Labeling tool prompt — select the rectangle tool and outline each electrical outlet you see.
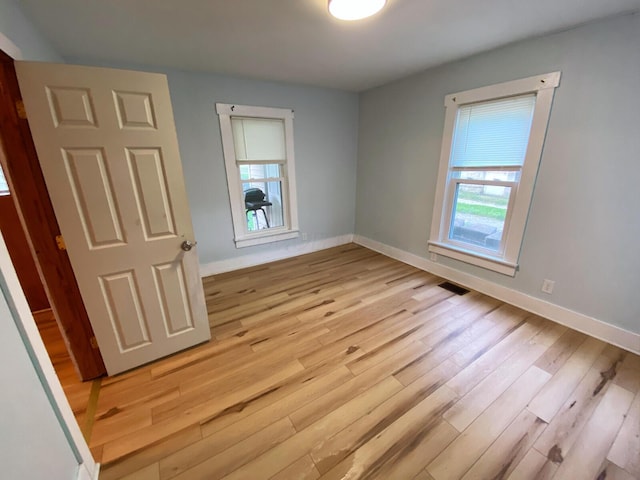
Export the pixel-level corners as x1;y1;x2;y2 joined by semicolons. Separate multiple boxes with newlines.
302;232;308;241
541;279;555;294
430;253;438;262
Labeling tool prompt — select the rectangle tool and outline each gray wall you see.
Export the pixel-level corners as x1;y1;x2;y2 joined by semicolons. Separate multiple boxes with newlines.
166;70;358;264
356;13;640;334
0;0;62;61
0;250;79;480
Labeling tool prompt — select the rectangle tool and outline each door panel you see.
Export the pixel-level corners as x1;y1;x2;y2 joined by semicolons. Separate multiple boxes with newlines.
127;148;177;239
113;91;156;129
153;261;195;335
16;62;210;375
62;147;126;248
100;270;151;351
47;86;97;127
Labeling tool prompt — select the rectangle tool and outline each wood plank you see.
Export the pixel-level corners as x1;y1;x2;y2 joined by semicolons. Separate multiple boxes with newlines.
528;320;569;347
427;366;551;480
310;360;461;474
505;448;557;480
96;375;183;416
553;384;634;480
607;389;640;477
444;340;546;432
318;386;459;480
118;463;160;480
221;376;404;480
177;338;313;397
101;359;304;464
199;364;353;437
169;417;296;480
533;353;624;464
459;409;547;480
394;294;500;385
448;304;528;367
595;461;638;480
289;343;426;430
613;352;640;394
149;343;255;386
298;309;414;369
90;404;153;448
99;425;202;480
153;355;307;423
413;471;436;480
391;302;502;387
269;455;320;480
527;336;607;422
533;328;587;375
159;367;353;477
346;333;429;376
445;317;544;397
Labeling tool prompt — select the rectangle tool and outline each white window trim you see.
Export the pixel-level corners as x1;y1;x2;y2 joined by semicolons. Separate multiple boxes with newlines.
217;103;300;248
428;72;561;276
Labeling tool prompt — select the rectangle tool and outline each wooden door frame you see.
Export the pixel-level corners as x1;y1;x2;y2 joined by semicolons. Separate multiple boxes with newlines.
0;50;106;380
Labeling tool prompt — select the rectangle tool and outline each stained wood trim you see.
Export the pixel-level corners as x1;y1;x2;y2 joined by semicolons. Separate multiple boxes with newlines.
0;49;106;380
0;194;50;310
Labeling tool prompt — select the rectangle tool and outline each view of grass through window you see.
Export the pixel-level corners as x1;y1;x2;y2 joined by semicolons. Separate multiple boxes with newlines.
455;190;508;219
450;184;510;251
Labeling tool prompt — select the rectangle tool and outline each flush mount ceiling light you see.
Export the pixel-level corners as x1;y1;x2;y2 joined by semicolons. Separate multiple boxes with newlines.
328;0;387;21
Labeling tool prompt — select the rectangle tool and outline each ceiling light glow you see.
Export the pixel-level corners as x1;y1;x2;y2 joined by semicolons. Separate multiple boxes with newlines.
328;0;387;21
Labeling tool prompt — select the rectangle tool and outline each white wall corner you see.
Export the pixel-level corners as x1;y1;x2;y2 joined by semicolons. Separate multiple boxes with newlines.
199;234;354;277
77;463;99;480
0;32;23;59
353;234;640;355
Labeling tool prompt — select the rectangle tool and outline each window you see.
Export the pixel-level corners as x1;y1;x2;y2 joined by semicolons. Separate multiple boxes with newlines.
0;164;9;196
217;104;299;248
429;72;561;276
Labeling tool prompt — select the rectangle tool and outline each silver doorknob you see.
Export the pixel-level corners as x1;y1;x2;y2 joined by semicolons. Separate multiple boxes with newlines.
181;240;197;251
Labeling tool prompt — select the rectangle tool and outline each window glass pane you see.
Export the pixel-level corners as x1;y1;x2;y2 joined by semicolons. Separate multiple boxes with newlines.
232;118;286;161
239;164;282;181
0;163;9;195
451;94;535;168
453;170;519;182
243;181;284;232
450;183;512;252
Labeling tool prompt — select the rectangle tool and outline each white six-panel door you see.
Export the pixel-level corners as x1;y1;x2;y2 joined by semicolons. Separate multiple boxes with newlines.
16;62;210;375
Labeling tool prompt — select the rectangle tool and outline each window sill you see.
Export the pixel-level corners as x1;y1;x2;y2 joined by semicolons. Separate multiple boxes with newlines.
235;229;299;248
428;241;518;276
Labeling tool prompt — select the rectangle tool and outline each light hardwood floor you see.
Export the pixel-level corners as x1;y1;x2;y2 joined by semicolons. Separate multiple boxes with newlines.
35;309;96;436
42;244;640;479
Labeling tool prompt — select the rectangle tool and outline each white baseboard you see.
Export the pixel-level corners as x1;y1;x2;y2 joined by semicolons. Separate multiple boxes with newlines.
354;235;640;355
199;234;354;277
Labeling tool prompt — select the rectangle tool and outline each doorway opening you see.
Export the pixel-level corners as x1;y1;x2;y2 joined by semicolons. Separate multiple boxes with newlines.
0;49;106;440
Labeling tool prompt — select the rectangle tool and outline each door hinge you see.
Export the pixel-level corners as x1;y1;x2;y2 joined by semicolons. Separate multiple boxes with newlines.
55;234;66;251
15;100;27;119
89;336;99;349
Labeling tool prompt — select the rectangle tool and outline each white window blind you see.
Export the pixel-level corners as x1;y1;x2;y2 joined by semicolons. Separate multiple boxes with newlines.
0;164;9;195
451;94;536;168
231;118;286;163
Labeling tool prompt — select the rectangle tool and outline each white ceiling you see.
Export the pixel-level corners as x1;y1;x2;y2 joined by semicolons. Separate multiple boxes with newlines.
20;0;640;91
